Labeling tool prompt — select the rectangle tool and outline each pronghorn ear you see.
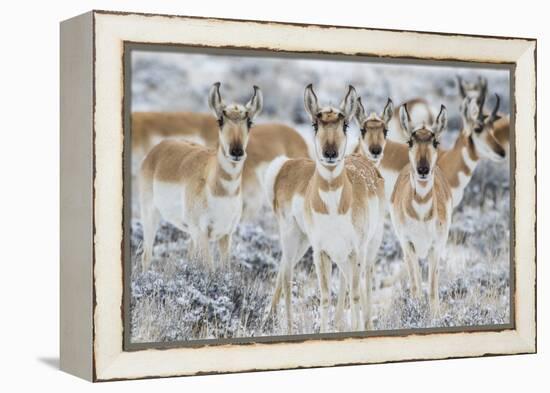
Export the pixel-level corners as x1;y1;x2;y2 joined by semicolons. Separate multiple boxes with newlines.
399;104;413;137
355;96;366;126
433;105;448;136
457;75;467;99
208;82;224;118
340;85;358;122
246;85;263;119
304;84;320;121
382;98;394;124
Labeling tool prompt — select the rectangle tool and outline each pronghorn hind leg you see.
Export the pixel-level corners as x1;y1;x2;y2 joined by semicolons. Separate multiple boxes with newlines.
271;222;309;334
140;205;160;273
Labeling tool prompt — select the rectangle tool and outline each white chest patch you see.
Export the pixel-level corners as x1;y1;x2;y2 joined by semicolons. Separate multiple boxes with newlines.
203;191;242;239
412;199;433;218
318;187;343;215
309;210;357;264
402;218;437;259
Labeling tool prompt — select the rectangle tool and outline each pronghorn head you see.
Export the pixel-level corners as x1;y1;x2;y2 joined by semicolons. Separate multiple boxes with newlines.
355;97;394;163
304;84;357;166
460;92;505;162
400;104;447;181
208;82;263;162
457;75;488;103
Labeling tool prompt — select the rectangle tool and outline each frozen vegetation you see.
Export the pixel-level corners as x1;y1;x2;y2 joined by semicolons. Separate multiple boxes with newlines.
129;50;510;343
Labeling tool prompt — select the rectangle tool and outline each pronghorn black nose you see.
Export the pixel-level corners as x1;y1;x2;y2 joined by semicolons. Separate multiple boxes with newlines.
417;165;430;176
230;145;244;158
323;147;338;160
370;146;382;156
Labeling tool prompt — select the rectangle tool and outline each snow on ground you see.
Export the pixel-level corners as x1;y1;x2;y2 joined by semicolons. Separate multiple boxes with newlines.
129;50;510;343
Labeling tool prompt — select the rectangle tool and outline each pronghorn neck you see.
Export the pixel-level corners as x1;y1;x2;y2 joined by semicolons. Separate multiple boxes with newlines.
315;160;346;189
209;146;243;196
312;160;350;214
439;131;480;206
408;172;434;220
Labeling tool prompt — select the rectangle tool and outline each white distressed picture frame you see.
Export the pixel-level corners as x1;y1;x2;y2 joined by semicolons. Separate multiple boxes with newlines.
60;10;536;382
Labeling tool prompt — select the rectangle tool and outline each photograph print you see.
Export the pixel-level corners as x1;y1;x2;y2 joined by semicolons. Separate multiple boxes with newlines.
126;46;512;346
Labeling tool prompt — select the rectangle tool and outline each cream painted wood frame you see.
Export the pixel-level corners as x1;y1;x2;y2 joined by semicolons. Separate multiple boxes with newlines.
60;10;537;382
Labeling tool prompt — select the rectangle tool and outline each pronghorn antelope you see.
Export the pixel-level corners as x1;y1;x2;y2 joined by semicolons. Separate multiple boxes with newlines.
264;84;385;332
360;98;434;200
457;75;510;156
132;112;310;219
360;94;505;209
387;98;434;142
438;91;505;208
139;82;263;271
331;96;393;328
390;104;452;316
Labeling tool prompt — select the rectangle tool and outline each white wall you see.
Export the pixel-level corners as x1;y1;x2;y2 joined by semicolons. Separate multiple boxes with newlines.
0;0;545;391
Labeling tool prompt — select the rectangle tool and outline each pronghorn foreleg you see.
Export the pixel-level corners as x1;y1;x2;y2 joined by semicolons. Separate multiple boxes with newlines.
427;247;442;318
195;232;213;269
314;250;332;333
217;233;232;268
403;242;422;300
335;271;347;331
347;251;362;331
187;236;197;262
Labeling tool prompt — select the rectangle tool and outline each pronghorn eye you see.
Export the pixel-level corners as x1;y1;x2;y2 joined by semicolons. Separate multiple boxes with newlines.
217;117;224;128
360;128;366;137
407;139;413;148
383;128;388;138
343;121;349;133
474;125;483;133
312;122;319;132
246;118;253;129
433;139;440;148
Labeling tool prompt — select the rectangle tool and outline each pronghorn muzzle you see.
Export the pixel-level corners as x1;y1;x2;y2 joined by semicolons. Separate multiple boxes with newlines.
322;143;338;161
417;157;430;178
369;145;382;158
229;143;245;161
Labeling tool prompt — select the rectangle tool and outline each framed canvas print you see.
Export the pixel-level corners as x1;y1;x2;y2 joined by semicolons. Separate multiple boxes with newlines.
60;10;537;382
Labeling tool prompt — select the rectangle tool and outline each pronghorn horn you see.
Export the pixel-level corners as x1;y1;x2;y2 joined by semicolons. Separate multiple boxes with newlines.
490;94;501;122
433;104;448;136
457;75;467;98
477;85;487;118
